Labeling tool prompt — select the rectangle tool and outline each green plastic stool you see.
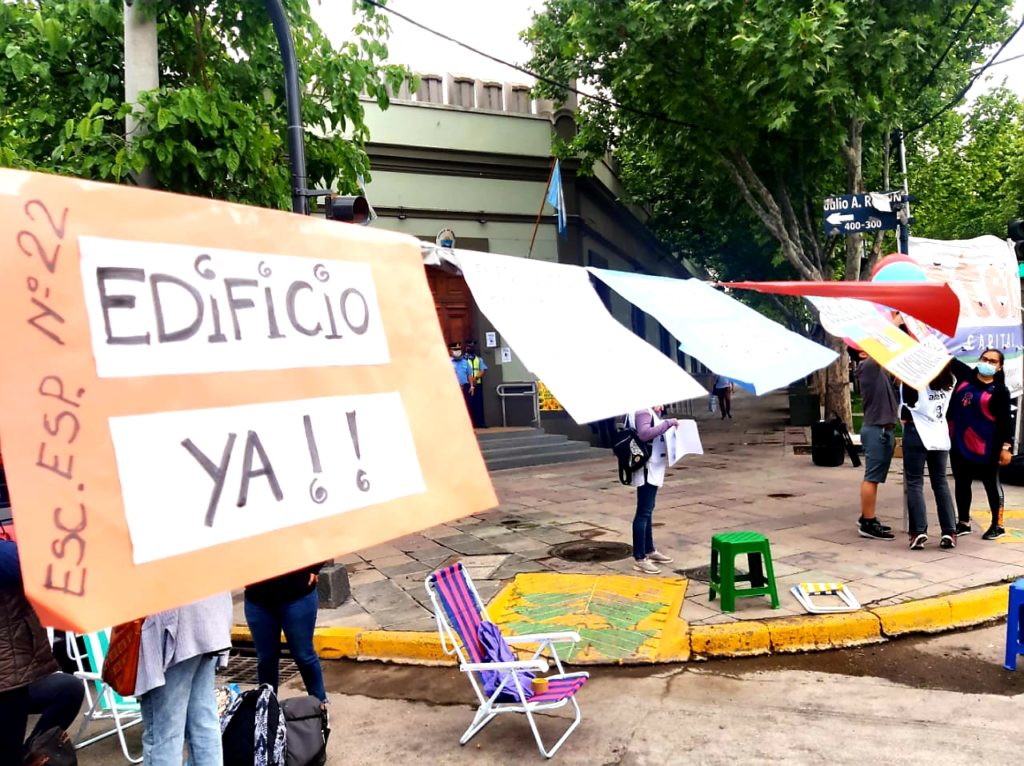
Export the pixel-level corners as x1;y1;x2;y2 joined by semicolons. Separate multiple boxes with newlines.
709;531;780;612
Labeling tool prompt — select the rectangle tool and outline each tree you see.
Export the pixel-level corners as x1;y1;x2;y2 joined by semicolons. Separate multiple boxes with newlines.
910;86;1024;240
525;0;1015;419
0;0;413;209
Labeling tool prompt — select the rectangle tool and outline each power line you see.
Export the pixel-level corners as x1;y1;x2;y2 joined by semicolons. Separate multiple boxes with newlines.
971;50;1024;72
920;0;983;89
908;15;1024;134
359;0;705;131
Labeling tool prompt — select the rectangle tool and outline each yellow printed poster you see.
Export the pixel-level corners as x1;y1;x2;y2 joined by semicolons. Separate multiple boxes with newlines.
537;381;564;412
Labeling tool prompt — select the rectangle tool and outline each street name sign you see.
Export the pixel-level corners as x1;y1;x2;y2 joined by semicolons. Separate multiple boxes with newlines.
822;191;902;236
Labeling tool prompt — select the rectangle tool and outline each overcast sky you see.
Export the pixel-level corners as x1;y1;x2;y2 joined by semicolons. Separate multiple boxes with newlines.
310;0;1024;99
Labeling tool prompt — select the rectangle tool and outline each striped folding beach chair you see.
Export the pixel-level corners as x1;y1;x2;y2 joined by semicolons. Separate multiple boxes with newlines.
425;562;589;758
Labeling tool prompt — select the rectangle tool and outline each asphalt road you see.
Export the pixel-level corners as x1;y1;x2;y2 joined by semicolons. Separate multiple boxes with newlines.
75;622;1024;765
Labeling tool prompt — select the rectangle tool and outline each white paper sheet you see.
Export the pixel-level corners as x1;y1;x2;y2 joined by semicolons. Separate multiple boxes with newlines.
664;420;703;466
454;251;706;423
588;269;837;394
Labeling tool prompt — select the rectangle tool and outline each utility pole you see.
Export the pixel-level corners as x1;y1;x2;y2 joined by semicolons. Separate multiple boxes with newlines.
264;0;309;215
892;128;911;254
123;0;158;188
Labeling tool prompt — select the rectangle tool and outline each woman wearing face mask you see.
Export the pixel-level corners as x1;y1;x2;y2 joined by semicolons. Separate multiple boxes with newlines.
628;405;680;574
947;349;1013;540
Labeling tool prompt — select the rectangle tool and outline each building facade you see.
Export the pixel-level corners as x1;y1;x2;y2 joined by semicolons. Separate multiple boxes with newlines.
356;74;704;439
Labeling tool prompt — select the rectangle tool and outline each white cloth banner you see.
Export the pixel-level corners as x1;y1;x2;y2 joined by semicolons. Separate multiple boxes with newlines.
907;236;1023;397
588;270;837;394
454;251;707;423
665;420;703;466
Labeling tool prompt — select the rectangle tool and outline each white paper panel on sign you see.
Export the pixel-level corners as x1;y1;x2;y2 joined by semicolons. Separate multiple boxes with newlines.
80;236;389;378
454;251;706;423
589;269;837;394
110;392;425;563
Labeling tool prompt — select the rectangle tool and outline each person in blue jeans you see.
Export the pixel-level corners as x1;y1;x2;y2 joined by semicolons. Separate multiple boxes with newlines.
135;592;232;766
244;563;328;705
628;406;679;574
900;364;957;550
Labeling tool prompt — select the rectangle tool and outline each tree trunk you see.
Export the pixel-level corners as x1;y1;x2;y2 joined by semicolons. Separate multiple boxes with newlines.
823;336;852;426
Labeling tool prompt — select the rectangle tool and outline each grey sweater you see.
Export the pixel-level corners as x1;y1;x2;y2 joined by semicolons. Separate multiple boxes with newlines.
135;592;233;697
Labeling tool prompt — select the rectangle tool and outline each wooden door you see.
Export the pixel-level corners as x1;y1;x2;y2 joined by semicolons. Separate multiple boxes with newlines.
426;268;476;346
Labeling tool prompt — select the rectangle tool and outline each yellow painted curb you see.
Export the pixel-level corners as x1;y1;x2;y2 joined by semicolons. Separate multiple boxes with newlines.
690;621;771;658
872;596;952;636
232;625;454;666
767;611;884;653
229;582;1014;666
947;584;1009;627
313;628;359;660
356;630;453;665
656;583;691;663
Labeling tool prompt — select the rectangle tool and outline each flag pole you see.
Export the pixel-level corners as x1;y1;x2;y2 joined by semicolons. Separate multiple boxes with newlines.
527;159;557;258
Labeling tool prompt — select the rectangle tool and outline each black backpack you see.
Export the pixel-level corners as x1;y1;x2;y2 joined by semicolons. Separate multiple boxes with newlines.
221;684;287;766
612;416;652;485
281;695;330;766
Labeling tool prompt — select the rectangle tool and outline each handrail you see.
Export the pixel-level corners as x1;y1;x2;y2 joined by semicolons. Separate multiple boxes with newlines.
495;382;539;427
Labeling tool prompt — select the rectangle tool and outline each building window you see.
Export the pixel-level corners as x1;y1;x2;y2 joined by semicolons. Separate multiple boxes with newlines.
659;326;672;356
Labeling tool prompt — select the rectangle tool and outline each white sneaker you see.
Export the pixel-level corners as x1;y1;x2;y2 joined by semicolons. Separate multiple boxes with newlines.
633;558;661;574
648;551;674;564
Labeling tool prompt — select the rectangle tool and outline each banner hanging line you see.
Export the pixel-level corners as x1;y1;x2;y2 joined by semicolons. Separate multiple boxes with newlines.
588;270;837;394
0;169;496;632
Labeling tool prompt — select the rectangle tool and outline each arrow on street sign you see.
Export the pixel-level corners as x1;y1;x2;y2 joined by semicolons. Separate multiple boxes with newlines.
822;192;902;236
825;212;854;225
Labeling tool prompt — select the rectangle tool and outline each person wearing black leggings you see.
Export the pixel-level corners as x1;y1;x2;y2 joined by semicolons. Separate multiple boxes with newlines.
948;350;1013;540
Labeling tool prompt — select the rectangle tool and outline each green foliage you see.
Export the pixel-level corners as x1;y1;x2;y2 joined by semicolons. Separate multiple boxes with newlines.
0;0;414;209
524;0;1015;283
910;87;1024;240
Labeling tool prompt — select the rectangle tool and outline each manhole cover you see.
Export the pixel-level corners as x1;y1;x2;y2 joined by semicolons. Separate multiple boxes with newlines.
549;541;633;563
677;565;711;582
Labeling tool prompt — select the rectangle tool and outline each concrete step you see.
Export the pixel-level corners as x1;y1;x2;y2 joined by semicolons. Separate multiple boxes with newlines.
485;444;610;471
477;433;570;450
475;428;545;443
482;439;589;459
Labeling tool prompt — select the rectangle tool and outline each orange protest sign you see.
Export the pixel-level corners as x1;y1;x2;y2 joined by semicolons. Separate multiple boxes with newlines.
0;169;496;632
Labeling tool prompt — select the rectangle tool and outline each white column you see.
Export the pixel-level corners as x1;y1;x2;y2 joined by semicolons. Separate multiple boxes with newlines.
123;2;159;187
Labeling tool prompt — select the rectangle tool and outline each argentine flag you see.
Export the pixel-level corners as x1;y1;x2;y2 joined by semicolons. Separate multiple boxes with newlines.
545;160;567;238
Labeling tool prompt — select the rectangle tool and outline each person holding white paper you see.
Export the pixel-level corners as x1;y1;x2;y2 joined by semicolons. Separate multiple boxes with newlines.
628;406;679;574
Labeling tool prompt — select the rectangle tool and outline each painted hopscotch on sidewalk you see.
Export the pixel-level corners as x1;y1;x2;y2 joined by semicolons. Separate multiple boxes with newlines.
488;573;688;663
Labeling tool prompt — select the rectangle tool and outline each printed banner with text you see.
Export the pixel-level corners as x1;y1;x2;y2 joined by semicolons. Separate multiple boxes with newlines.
806;296;951;389
0;169;496;631
907;236;1023;397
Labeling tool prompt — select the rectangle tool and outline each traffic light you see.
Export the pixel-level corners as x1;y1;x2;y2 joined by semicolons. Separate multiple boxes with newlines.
1010;219;1024;262
324;195;370;224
